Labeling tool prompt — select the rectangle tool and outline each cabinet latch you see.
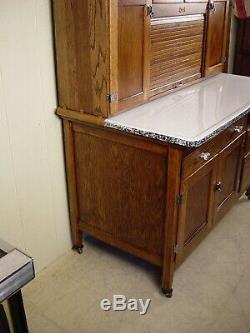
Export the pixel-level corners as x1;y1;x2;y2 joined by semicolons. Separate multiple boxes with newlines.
176;194;183;205
107;93;118;103
174;244;179;255
147;5;154;18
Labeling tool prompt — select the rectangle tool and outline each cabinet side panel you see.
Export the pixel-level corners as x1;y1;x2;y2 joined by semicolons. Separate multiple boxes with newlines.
73;126;167;260
53;0;109;117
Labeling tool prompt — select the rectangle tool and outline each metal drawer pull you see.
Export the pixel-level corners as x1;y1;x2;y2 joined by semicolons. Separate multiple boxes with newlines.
199;152;211;161
215;181;222;192
233;125;244;133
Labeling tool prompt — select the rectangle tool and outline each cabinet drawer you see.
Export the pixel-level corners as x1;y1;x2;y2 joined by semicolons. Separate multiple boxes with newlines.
182;118;247;179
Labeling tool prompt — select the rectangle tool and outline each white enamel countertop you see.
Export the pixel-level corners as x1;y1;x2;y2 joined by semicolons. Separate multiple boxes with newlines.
105;74;250;147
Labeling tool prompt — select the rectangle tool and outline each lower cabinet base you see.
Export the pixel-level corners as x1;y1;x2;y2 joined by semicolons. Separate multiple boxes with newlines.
62;119;250;297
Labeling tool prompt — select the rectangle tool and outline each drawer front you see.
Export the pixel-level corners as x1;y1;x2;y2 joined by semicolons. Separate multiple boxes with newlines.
182;117;247;179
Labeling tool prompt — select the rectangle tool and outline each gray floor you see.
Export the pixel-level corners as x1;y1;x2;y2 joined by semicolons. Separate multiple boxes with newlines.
23;196;250;333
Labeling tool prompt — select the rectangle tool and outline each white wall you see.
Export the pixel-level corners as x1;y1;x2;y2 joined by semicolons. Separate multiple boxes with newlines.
0;0;71;271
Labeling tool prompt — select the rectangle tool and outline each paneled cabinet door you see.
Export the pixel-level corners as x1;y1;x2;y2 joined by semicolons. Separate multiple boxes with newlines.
109;1;151;114
239;152;250;193
204;0;230;76
214;135;244;223
175;158;217;265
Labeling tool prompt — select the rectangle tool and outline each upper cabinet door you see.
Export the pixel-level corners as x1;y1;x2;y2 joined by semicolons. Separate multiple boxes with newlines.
109;1;151;114
204;0;230;77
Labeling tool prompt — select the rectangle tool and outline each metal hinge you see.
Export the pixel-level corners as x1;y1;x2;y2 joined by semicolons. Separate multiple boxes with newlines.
176;194;184;205
174;244;179;255
107;93;118;103
147;5;154;18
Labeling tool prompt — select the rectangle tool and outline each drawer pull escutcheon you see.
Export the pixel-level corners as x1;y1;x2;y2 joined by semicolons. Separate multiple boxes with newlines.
215;181;222;192
199;152;211;161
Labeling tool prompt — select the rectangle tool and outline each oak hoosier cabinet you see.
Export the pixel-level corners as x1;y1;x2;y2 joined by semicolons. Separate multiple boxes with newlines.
52;0;250;297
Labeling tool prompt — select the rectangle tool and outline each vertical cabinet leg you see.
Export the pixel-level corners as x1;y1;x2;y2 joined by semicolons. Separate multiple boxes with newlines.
161;147;182;298
63;120;83;253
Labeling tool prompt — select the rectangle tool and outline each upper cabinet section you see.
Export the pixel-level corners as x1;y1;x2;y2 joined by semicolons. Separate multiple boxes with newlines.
204;0;230;76
53;0;231;118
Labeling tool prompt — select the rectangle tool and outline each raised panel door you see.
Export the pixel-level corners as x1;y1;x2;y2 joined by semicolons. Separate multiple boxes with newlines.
240;152;250;193
214;135;244;222
204;0;230;76
110;1;151;114
176;158;217;264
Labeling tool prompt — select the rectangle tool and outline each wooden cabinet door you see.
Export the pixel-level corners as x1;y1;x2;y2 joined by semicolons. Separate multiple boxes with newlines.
176;158;217;264
109;1;151;114
239;152;250;193
204;0;230;76
214;135;244;222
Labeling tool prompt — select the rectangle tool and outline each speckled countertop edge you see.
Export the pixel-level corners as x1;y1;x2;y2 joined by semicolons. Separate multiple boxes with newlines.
104;107;250;148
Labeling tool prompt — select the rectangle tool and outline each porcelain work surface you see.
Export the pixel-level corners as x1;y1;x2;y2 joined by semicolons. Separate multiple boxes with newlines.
105;74;250;147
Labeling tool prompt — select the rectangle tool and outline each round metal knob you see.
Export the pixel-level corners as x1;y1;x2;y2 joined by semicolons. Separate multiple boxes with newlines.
199;152;211;161
233;125;244;133
215;181;222;192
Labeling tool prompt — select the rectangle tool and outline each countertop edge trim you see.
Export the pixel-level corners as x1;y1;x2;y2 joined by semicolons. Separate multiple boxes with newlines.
104;107;250;148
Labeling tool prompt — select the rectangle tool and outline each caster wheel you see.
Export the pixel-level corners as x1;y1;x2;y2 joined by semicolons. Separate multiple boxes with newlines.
73;245;84;254
162;288;173;298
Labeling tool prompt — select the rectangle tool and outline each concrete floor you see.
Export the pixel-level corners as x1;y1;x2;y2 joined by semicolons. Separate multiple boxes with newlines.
23;196;250;333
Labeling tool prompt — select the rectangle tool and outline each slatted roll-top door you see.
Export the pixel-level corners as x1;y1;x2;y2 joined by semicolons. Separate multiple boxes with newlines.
150;15;205;96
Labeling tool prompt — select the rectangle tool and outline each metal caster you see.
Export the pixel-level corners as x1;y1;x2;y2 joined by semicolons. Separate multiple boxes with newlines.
162;288;173;298
73;245;84;254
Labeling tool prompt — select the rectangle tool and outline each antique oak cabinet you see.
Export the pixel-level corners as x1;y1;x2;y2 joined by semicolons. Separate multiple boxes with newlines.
52;0;250;297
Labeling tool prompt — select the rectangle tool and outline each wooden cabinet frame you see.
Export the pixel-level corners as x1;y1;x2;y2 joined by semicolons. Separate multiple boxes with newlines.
52;0;243;298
